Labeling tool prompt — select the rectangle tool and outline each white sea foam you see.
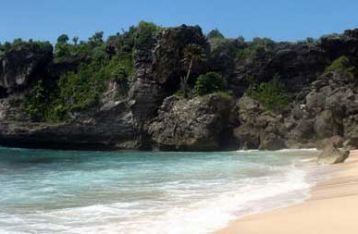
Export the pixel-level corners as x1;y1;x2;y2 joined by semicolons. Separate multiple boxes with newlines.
236;148;317;153
277;148;318;152
1;168;314;234
117;168;312;234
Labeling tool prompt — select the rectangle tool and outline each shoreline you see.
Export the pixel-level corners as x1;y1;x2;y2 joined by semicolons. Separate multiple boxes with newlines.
217;150;358;234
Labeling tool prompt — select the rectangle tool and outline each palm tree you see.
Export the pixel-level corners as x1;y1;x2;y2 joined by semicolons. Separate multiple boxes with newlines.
181;44;206;98
72;36;79;46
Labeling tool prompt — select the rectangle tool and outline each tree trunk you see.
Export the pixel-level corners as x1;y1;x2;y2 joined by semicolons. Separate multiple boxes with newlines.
182;59;193;98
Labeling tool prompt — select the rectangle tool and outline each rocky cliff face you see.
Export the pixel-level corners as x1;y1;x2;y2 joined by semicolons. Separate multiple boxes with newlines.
130;25;209;120
129;25;209;149
0;100;137;150
0;42;53;95
0;26;357;151
234;43;329;95
234;70;358;150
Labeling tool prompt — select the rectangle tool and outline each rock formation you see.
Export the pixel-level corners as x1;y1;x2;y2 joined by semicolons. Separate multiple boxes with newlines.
148;93;235;150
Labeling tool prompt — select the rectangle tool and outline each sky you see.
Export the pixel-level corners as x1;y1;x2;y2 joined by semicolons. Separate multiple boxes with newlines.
1;0;358;43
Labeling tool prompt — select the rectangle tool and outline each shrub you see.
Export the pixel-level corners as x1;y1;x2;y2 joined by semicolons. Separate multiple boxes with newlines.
248;78;289;111
45;99;68;122
57;64;104;111
195;72;225;96
24;80;48;121
325;56;358;79
236;37;274;61
215;90;233;100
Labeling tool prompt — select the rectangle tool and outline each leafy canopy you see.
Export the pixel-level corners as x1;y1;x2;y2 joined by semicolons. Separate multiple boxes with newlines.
134;21;161;49
207;29;225;39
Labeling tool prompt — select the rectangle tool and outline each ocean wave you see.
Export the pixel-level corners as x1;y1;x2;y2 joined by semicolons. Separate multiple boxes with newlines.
0;150;319;234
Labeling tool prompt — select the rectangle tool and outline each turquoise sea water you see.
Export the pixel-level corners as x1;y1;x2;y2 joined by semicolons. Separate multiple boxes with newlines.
0;147;320;234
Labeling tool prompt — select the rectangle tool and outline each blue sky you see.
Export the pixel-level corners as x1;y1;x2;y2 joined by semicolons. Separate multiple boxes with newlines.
1;0;357;43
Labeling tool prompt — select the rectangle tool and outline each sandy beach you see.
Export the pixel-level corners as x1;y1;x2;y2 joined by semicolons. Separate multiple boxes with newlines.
217;150;358;234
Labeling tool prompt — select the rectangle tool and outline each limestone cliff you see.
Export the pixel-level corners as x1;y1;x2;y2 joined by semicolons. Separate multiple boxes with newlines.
0;25;357;151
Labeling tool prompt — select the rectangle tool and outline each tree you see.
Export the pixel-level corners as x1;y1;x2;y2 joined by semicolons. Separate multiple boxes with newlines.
207;29;225;39
89;32;104;47
13;38;23;46
57;34;69;44
134;21;160;49
55;34;70;59
181;44;206;98
305;37;315;44
72;36;79;45
3;42;11;51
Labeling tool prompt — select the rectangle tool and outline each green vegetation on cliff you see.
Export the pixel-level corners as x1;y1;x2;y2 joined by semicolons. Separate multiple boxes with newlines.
23;22;162;122
24;80;51;121
25;42;133;121
195;72;225;96
325;56;358;79
0;39;52;55
236;37;274;61
248;78;289;111
58;54;132;109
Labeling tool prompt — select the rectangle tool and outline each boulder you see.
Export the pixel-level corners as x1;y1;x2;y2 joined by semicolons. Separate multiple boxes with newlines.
318;144;350;165
259;133;286;150
148;94;235;151
317;135;345;149
234;95;287;150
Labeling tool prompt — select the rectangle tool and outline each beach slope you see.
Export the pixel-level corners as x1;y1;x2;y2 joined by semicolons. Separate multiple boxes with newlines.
218;150;358;234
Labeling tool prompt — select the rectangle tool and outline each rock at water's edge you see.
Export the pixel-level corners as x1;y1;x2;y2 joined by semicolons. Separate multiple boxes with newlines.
148;93;235;151
318;144;350;165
